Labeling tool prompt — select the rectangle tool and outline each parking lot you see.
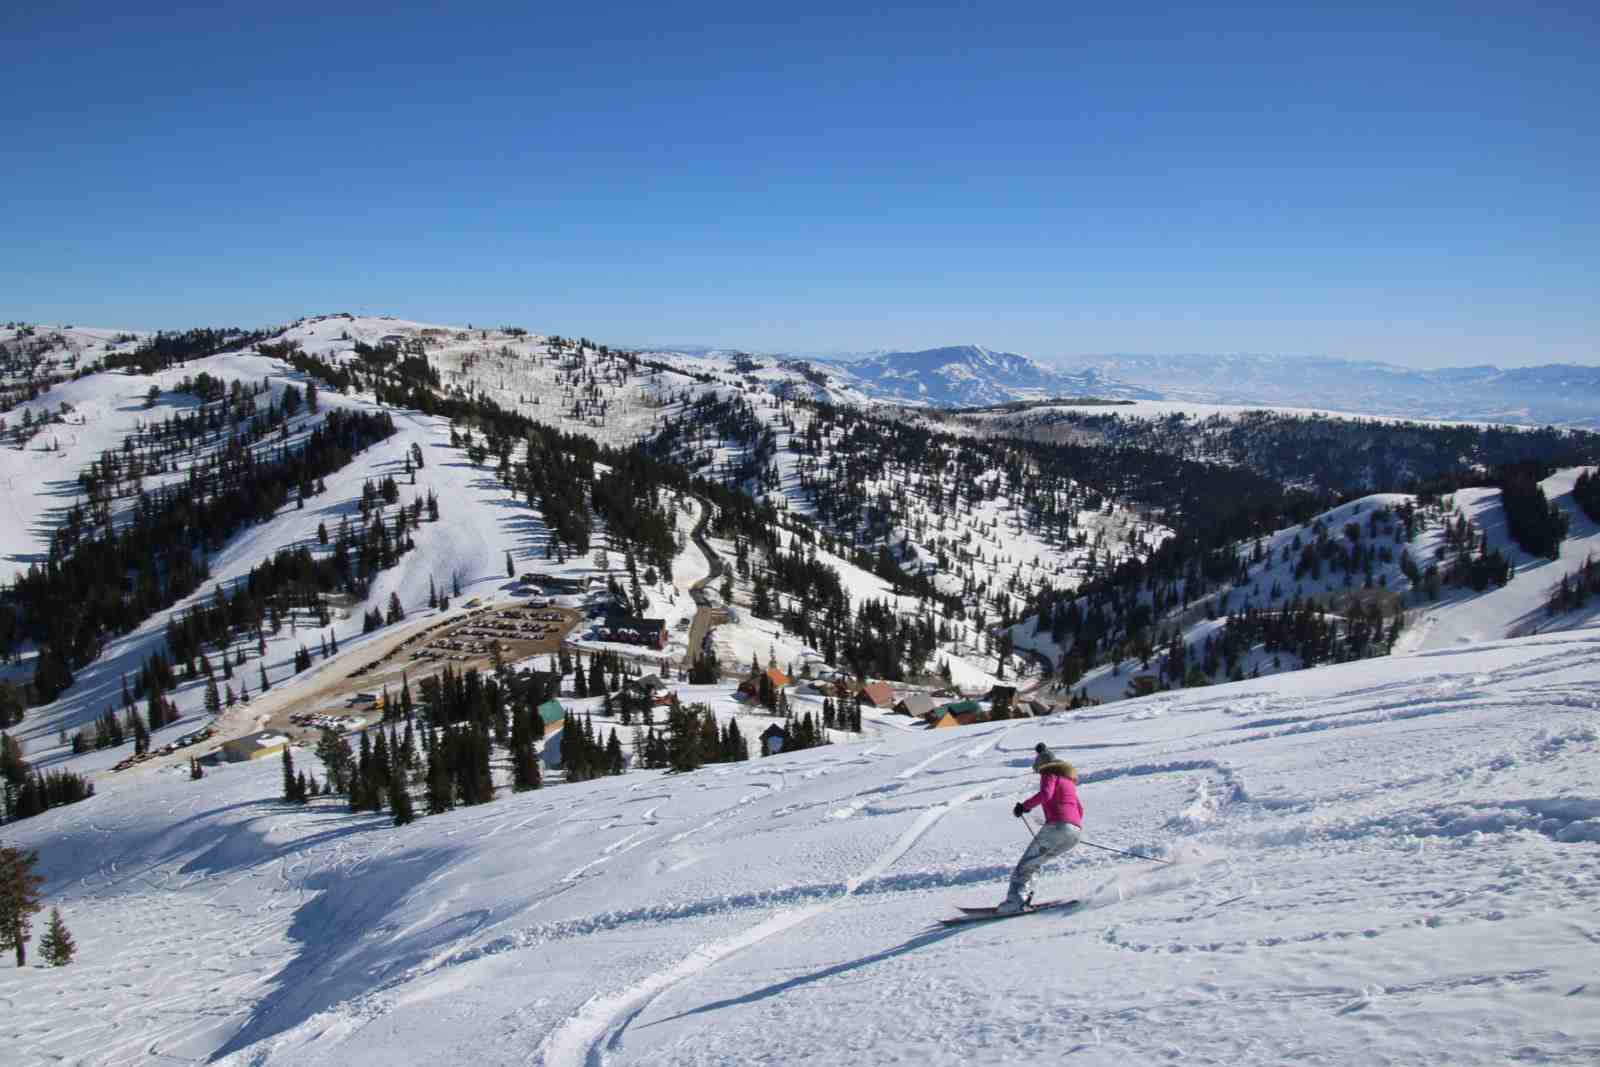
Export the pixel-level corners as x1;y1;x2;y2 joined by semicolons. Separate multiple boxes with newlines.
264;601;582;740
404;604;578;664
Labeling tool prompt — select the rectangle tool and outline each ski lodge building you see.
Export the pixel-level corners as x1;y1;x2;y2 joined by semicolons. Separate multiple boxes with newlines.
216;730;290;763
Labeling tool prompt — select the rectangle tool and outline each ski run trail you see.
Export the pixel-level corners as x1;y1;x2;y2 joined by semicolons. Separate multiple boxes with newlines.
5;629;1600;1064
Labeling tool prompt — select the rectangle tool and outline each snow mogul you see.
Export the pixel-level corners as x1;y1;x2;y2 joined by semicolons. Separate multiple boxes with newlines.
997;743;1083;915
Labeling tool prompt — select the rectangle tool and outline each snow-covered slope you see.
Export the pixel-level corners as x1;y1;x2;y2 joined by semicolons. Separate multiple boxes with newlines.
3;624;1597;1065
1398;466;1600;651
0;334;703;773
1013;467;1600;705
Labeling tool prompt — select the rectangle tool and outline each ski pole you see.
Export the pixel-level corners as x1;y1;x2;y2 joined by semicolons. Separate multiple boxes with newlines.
1078;839;1175;866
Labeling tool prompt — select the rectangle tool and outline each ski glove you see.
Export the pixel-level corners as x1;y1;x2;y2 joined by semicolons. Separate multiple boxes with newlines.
1012;802;1027;818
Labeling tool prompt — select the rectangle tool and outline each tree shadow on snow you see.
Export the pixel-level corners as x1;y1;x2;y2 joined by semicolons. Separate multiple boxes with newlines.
209;839;474;1060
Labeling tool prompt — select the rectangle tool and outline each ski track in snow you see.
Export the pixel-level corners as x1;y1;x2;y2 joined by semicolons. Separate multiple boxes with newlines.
6;613;1600;1064
536;727;1025;1067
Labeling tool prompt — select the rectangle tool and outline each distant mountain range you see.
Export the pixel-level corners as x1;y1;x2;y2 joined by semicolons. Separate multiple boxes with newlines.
807;345;1159;407
624;338;1600;426
1060;353;1600;428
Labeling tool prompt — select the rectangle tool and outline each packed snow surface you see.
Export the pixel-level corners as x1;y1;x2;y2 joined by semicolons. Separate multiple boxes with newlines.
5;626;1599;1065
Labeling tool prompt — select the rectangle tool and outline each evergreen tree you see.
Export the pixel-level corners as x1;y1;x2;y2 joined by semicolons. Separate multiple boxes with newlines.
666;696;701;772
355;730;373;811
0;682;25;730
425;729;453;814
606;729;625;775
281;745;301;802
510;709;543;791
129;709;150;756
373;729;393;800
0;845;45;967
389;769;416;826
39;907;76;966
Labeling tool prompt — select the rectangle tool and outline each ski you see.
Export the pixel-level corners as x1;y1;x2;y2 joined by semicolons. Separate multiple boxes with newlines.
942;898;1081;926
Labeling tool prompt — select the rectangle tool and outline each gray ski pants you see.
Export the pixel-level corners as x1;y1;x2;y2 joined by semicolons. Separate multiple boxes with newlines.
1005;821;1081;905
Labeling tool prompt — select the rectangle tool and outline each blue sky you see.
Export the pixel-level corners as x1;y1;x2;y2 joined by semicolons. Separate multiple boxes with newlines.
4;1;1596;367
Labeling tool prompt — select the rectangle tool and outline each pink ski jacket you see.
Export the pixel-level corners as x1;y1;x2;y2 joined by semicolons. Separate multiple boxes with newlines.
1021;773;1083;827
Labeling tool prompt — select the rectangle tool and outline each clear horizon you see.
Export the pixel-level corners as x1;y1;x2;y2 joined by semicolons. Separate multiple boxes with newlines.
5;2;1597;369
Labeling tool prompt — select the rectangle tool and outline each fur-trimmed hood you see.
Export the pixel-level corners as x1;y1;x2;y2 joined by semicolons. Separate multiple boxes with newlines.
1032;743;1078;781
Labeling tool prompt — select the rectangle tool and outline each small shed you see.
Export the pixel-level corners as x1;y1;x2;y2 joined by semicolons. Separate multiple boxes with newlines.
894;693;937;719
738;667;791;698
760;723;789;755
858;681;895;708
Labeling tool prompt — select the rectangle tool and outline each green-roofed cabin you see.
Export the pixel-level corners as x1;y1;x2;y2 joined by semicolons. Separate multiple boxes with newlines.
928;698;983;729
536;699;567;729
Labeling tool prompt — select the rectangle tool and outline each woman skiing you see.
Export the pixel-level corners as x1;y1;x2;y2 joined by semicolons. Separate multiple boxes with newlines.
997;742;1083;914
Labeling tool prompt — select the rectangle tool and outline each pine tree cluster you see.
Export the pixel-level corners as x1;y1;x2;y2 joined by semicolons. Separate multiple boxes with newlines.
1546;555;1600;617
1499;463;1570;560
2;732;95;822
1575;470;1600;525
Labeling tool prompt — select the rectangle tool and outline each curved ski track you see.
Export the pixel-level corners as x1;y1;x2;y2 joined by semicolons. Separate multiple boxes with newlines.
536;729;1020;1067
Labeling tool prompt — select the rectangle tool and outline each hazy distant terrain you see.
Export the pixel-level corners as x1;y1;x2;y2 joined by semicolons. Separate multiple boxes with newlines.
1064;352;1600;428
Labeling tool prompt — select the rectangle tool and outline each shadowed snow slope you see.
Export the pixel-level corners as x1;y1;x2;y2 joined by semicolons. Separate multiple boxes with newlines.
4;624;1599;1065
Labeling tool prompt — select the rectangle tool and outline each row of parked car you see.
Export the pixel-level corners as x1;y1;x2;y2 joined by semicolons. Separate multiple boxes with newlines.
288;712;367;733
110;726;215;771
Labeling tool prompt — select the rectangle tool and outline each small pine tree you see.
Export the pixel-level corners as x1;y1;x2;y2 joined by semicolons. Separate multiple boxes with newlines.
281;746;298;802
0;845;45;966
606;729;625;775
39;906;75;966
389;770;416;826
